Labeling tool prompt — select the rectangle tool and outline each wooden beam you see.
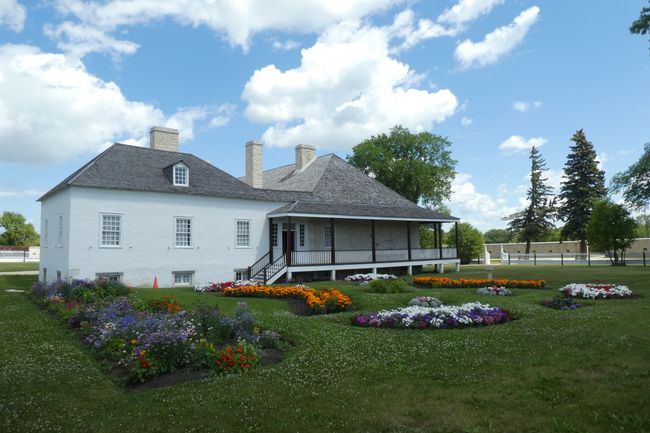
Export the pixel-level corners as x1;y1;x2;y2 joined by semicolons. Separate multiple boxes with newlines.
269;217;273;263
406;221;412;261
454;221;459;260
287;216;292;266
371;220;376;263
330;218;336;264
438;223;443;260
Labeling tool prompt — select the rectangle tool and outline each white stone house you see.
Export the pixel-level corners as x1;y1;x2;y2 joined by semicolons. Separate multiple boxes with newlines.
39;127;460;287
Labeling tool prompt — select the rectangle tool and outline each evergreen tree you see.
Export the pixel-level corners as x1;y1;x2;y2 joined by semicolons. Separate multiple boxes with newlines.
504;146;555;254
557;129;607;253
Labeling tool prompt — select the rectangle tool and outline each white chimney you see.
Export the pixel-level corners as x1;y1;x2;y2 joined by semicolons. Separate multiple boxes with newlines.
245;140;263;188
295;144;316;172
150;126;179;152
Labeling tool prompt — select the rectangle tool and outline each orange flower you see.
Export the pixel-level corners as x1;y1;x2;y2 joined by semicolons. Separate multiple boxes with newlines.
223;285;352;313
412;276;544;289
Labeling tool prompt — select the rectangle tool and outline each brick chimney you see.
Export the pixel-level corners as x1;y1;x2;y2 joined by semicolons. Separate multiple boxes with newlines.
150;126;179;152
295;144;316;172
245;140;263;188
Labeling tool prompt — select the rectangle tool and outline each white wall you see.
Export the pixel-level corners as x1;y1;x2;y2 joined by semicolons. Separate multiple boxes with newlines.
40;189;71;283
62;187;285;287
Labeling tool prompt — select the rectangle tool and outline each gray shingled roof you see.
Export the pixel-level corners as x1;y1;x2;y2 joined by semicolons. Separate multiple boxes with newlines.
40;144;457;221
38;144;309;203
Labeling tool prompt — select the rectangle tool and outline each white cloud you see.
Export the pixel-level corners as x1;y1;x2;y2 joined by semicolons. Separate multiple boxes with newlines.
461;116;473;126
448;173;518;231
208;103;237;128
242;19;458;150
596;152;608;170
389;9;454;53
0;189;43;198
43;22;139;59
0;44;210;165
499;135;547;155
455;6;540;69
512;100;541;112
438;0;504;28
49;0;402;56
271;39;301;51
0;0;25;32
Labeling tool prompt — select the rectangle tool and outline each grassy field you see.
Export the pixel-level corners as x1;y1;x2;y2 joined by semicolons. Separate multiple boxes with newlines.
1;266;649;433
0;262;39;272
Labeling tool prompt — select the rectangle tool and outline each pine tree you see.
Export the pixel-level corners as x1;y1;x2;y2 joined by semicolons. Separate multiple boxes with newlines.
504;146;555;254
557;129;607;253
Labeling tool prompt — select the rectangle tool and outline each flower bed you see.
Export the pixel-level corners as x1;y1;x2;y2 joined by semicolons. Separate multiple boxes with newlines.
412;277;544;289
195;280;258;292
223;285;352;314
559;283;632;299
541;295;583;310
31;279;281;384
407;296;442;308
351;302;511;329
476;286;512;296
344;273;398;283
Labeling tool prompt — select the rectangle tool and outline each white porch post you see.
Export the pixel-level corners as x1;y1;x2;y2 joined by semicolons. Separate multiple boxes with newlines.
407;265;413;275
455;262;460;272
330;269;336;281
438;263;445;274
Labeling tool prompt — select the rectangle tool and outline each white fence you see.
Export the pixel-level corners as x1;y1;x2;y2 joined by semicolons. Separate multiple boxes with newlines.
0;247;40;262
501;251;647;266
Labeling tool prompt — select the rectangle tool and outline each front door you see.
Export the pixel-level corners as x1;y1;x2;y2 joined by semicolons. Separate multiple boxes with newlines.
282;230;296;255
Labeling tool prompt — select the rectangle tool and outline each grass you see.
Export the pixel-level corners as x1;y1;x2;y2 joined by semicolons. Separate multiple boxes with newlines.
1;265;649;433
0;262;39;272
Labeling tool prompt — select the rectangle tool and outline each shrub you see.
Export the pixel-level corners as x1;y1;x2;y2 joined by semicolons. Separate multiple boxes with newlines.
541;295;582;310
368;279;410;293
408;296;442;308
476;286;512;296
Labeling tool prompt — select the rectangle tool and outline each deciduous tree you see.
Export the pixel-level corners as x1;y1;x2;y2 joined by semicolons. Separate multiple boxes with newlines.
347;125;456;206
611;143;650;210
0;211;40;246
630;1;650;51
445;222;484;264
587;200;636;265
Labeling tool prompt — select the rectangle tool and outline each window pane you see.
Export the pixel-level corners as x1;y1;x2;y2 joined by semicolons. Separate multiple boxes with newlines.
175;218;191;247
174;166;188;185
324;226;332;248
101;215;121;246
271;223;278;247
236;220;250;247
299;224;305;247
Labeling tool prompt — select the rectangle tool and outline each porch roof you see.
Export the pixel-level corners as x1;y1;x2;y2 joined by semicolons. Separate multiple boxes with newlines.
267;201;458;222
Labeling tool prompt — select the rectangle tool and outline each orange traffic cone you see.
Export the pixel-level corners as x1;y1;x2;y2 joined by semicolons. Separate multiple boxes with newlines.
153;277;158;289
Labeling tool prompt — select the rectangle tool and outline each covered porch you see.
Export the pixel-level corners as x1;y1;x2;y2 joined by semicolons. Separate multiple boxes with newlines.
249;212;460;284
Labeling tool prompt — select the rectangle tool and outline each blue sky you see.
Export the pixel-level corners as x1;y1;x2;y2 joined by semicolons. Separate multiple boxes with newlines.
1;0;648;233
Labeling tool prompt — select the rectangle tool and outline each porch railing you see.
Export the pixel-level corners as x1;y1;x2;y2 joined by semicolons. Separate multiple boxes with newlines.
289;248;457;266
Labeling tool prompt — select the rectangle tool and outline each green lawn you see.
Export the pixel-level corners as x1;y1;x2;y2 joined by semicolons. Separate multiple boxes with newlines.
0;262;39;272
1;266;649;433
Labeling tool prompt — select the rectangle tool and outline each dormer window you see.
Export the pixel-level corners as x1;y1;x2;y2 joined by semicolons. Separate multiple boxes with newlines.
173;163;189;186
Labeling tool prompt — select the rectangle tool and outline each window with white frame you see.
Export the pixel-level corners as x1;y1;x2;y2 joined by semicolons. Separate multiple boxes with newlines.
324;226;332;249
299;223;305;247
57;215;63;247
96;273;122;283
43;219;48;248
236;220;250;247
271;223;278;247
173;271;194;286
101;214;121;247
234;269;247;281
174;217;192;247
173;164;189;186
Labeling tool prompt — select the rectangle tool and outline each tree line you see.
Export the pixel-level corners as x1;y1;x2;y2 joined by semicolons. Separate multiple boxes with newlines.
347;126;648;266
